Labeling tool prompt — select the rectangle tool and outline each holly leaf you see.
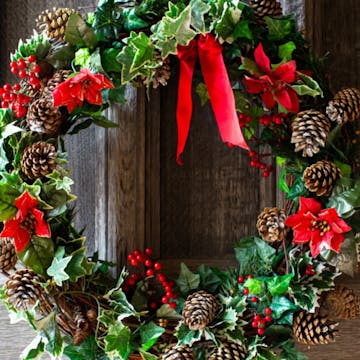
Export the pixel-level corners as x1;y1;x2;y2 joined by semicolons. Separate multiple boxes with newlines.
297;72;324;97
176;322;202;346
244;278;263;295
65;13;98;49
47;246;72;286
140;322;165;351
280;339;308;360
18;236;54;278
64;334;97;360
197;264;223;293
176;263;200;294
190;0;211;33
270;296;298;323
265;274;294;296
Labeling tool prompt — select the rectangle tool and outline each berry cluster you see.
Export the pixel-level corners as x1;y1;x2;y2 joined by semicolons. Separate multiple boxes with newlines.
305;263;315;276
251;307;272;336
123;248;178;309
0;83;31;118
258;113;285;127
238;113;252;128
10;55;41;87
248;151;274;178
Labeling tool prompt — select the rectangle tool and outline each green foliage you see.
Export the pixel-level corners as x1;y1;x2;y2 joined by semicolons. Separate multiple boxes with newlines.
64;334;98;360
265;16;295;41
47;246;72;286
66;14;98;49
176;263;201;294
0;181;19;221
140;322;165;351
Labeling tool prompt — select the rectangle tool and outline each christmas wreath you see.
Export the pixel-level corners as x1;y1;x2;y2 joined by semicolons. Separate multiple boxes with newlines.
0;0;360;359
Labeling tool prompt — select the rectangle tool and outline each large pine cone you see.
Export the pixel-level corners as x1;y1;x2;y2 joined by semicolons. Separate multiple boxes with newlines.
20;141;57;180
291;110;331;157
322;285;360;320
209;340;247;360
256;207;288;243
293;310;338;345
161;344;194;360
6;269;45;311
44;69;72;94
326;88;360;125
302;160;341;197
0;237;17;271
249;0;282;23
183;290;219;331
36;8;79;42
26;96;65;136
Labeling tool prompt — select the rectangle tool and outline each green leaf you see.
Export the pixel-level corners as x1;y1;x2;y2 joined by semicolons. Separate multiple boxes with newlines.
128;32;155;71
297;72;324;98
123;8;149;32
244;278;263;295
0;182;19;221
265;16;294;41
140;322;165;351
266;274;294;296
233;20;252;40
64;334;98;360
270;296;298;321
197;264;223;293
66;247;93;282
176;263;200;294
280;339;308;360
292;84;321;97
92;115;118;128
105;323;132;359
101;48;122;73
239;57;259;75
156;38;178;58
47;246;72;286
74;48;91;67
190;0;211;33
21;336;45;360
117;44;144;84
65;13;98;49
18;236;54;278
278;41;296;61
46;171;74;194
139;350;158;360
46;44;76;69
214;6;241;43
286;176;307;203
334;161;352;178
156;304;182;319
176;322;202;346
195;83;209;107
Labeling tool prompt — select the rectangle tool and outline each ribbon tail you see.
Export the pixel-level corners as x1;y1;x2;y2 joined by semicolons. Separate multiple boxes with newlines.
198;34;249;151
176;40;198;165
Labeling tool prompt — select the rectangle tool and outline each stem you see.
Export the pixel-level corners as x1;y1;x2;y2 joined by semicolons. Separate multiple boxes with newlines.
282;239;290;274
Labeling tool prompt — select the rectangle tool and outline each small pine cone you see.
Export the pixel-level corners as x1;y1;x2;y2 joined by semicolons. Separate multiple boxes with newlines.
5;269;45;311
322;285;360;320
36;7;79;42
183;290;219;331
302;160;341;197
326;88;360;125
291;110;331;157
73;310;91;345
161;344;194;360
0;237;17;271
20;141;57;180
152;57;171;89
249;0;282;23
209;340;247;360
256;207;288;243
44;70;72;94
293;310;338;345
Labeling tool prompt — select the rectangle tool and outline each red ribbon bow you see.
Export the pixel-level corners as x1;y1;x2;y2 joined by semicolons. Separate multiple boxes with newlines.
176;33;249;164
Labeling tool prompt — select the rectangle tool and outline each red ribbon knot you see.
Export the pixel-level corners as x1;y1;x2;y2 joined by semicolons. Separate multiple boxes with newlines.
176;33;249;165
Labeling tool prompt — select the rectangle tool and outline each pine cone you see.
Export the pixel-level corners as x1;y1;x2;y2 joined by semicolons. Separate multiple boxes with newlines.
322;285;360;320
209;340;247;360
36;8;79;42
5;269;45;310
256;207;288;243
249;0;282;23
44;70;72;94
293;310;338;345
302;160;341;197
73;309;91;345
161;344;194;360
152;57;171;88
291;110;331;157
183;290;219;331
326;88;360;125
26;95;65;136
0;237;17;271
20;141;57;180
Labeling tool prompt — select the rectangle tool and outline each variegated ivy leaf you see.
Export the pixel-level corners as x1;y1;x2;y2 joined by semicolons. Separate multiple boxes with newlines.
190;0;211;33
129;32;155;72
156;38;178;58
47;246;72;286
176;322;202;346
117;44;146;84
46;170;74;194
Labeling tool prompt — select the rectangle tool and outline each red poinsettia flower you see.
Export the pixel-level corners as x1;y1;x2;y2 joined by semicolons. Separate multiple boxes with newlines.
243;43;299;113
53;68;114;113
285;197;351;258
0;191;51;253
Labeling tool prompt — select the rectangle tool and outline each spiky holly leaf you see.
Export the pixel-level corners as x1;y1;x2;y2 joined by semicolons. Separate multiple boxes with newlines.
65;13;98;49
104;322;132;360
270;296;298;326
47;246;72;286
140;322;165;351
279;339;308;360
210;307;238;331
190;0;211;33
176;322;202;346
176;263;200;294
64;334;98;360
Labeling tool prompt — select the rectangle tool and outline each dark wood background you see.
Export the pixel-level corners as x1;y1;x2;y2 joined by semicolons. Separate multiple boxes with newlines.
0;0;360;358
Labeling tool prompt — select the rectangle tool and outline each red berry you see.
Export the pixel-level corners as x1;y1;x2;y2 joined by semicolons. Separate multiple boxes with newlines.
130;260;138;267
10;61;17;68
169;302;177;309
17;58;26;69
161;296;169;304
149;301;158;309
18;70;27;79
133;249;141;256
237;276;245;283
136;254;143;262
9;93;15;102
164;285;172;293
264;315;272;322
251;296;258;303
262;171;270;178
145;248;153;255
146;269;154;277
1;101;9;108
2;93;10;102
128;278;136;286
144;259;152;268
28;55;36;63
10;66;18;75
171;293;178;299
166;291;172;297
14;107;27;118
157;273;166;282
243;288;249;295
32;65;41;74
259;163;266;170
250;160;257;168
265;307;272;315
257;328;265;336
3;84;12;93
254;315;261;322
252;321;258;328
247;274;254;279
249;151;256;157
128;254;135;261
130;273;138;280
13;83;21;92
154;262;162;271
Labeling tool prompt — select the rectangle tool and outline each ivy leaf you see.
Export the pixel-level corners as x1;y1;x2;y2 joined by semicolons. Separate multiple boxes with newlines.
74;48;91;67
139;350;158;360
64;334;97;360
233;20;252;40
123;8;149;32
244;278;263;295
18;236;54;278
176;263;200;294
156;38;178;58
104;322;132;359
266;274;294;296
66;247;93;282
161;5;197;45
215;7;241;43
20;335;45;360
270;296;298;323
117;45;144;84
47;246;72;286
176;322;202;346
128;32;155;71
101;48;122;73
190;0;211;33
46;171;74;194
65;13;98;49
140;322;165;351
265;16;294;41
279;41;296;60
0;182;19;221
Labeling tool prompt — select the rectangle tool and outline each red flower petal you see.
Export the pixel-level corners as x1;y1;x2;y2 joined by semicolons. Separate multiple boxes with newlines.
0;219;31;253
262;89;276;109
84;86;103;105
274;60;296;83
309;237;322;258
275;87;299;113
15;191;38;221
243;76;268;94
298;197;322;215
32;208;51;238
293;229;312;244
330;233;345;253
254;43;271;74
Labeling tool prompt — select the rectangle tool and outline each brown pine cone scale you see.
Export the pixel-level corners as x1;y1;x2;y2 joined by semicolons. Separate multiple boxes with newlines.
161;344;194;360
256;207;288;243
0;237;17;271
